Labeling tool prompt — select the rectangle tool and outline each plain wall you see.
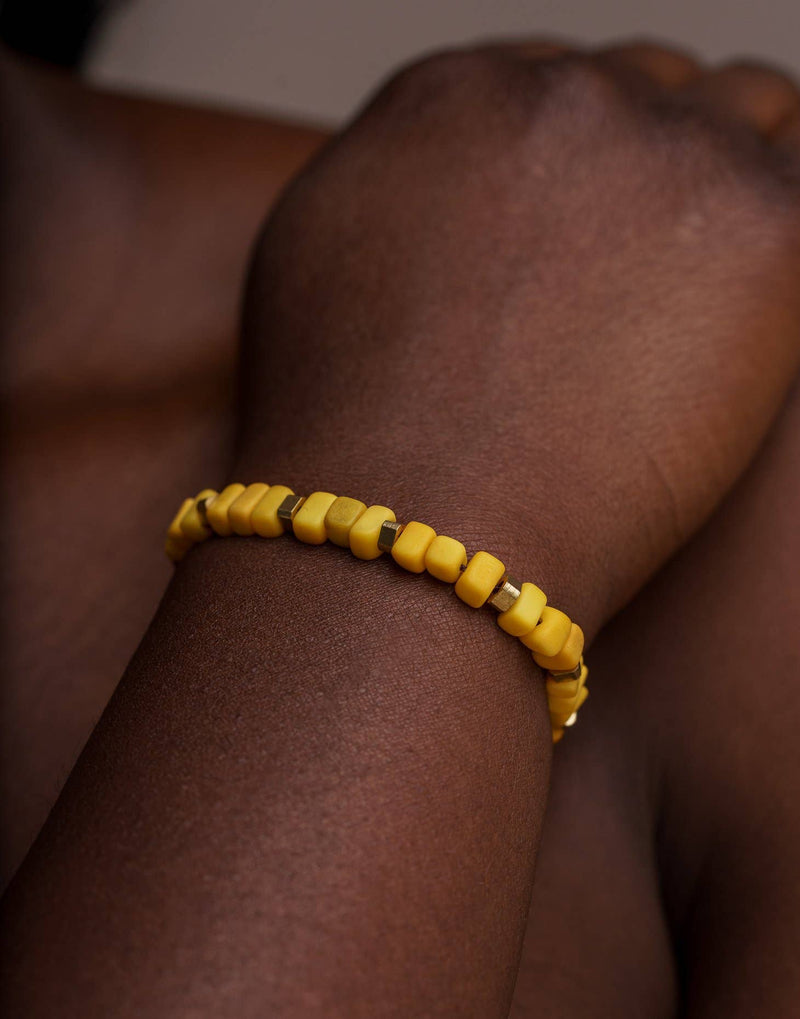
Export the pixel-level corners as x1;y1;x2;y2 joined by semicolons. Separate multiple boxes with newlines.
87;0;800;124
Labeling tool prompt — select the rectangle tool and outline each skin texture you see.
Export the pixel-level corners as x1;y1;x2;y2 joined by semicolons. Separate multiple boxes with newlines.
0;50;327;883
236;44;800;629
2;39;800;1018
514;369;800;1018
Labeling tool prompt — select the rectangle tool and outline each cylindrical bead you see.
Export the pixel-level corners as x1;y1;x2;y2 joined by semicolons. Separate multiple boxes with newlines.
349;506;396;560
180;489;218;542
550;685;589;727
533;623;585;671
545;676;583;703
229;483;270;536
167;498;194;543
293;491;337;544
455;551;505;608
325;497;367;547
206;483;246;536
520;605;572;656
496;582;546;636
392;521;436;573
425;535;467;583
252;485;295;537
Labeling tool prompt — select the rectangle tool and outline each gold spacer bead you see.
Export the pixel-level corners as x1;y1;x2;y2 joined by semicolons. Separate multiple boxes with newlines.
377;520;404;553
488;575;522;613
548;661;583;683
277;493;305;529
195;495;215;526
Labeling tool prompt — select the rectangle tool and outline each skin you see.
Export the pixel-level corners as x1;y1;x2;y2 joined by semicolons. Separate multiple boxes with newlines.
0;49;327;883
1;39;799;1018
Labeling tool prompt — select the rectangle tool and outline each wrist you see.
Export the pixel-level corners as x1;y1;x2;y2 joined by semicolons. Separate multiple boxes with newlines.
227;448;608;641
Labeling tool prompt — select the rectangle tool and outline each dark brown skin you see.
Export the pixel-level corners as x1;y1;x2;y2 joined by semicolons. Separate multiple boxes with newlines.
2;40;800;1018
0;49;327;883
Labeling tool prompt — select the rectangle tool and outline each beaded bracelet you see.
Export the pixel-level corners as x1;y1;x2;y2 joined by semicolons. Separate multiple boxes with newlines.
165;484;589;743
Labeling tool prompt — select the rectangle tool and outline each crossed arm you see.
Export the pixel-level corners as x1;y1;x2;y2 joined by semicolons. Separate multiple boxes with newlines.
2;40;800;1018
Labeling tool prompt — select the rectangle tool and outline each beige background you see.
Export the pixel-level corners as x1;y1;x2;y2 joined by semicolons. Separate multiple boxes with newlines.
87;0;800;124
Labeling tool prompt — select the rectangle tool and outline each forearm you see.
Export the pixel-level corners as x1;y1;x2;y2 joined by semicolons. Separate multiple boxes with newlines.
1;517;571;1017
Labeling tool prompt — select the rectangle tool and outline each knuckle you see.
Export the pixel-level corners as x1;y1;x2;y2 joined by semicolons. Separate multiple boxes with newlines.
536;55;628;113
373;47;508;113
720;58;800;94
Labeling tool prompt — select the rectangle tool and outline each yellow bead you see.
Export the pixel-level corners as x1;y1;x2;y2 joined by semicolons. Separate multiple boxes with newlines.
455;551;505;608
165;498;193;561
167;498;194;542
546;678;580;703
520;605;572;656
496;582;547;637
549;683;588;728
552;728;565;744
533;623;585;671
392;521;437;573
325;496;367;547
293;491;337;544
549;705;576;728
545;665;587;705
547;690;580;717
251;485;295;537
229;483;271;536
180;489;217;542
349;505;396;560
425;534;467;583
206;483;246;537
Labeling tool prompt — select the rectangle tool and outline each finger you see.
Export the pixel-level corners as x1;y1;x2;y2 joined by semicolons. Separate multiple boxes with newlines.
681;61;800;136
501;38;574;62
596;40;703;88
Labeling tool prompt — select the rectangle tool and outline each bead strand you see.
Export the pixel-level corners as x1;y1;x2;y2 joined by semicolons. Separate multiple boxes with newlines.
166;485;588;743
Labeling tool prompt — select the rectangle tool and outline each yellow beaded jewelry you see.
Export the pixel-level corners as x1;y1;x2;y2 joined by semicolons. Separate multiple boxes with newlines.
165;485;589;743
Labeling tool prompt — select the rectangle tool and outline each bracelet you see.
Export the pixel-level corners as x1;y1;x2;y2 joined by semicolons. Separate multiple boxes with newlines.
165;484;589;744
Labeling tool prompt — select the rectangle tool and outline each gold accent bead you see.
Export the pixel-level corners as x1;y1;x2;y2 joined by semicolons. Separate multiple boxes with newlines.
277;493;305;528
196;495;215;526
548;660;583;683
180;489;217;542
377;520;404;552
488;575;522;613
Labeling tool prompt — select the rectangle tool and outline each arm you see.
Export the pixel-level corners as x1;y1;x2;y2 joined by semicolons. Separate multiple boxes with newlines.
0;46;328;885
3;41;800;1018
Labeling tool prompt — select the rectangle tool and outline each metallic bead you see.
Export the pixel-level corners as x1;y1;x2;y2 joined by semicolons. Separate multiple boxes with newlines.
548;661;583;683
277;493;305;528
377;520;404;552
195;496;214;526
488;575;522;613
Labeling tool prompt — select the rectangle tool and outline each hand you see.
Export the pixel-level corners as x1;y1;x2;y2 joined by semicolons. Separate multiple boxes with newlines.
235;42;800;635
